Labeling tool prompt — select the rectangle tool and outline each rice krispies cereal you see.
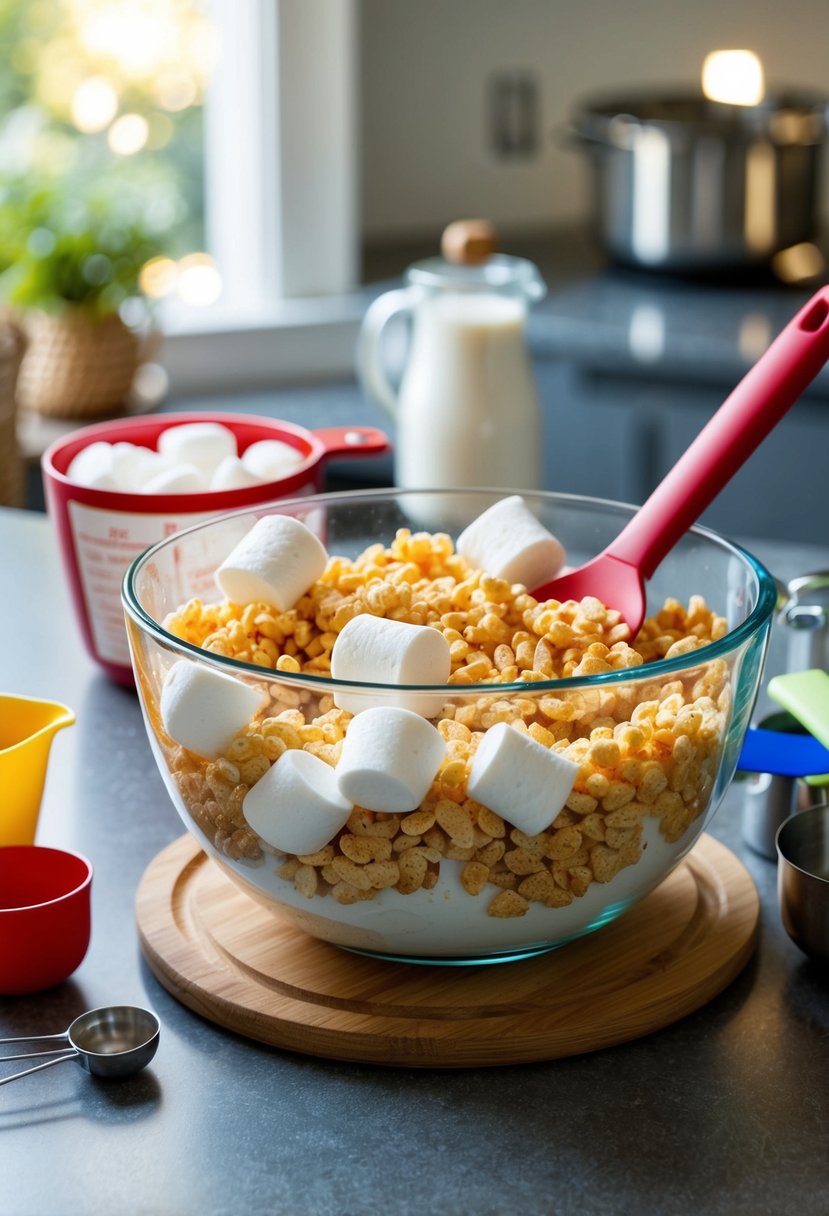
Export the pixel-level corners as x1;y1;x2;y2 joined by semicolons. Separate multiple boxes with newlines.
161;527;730;918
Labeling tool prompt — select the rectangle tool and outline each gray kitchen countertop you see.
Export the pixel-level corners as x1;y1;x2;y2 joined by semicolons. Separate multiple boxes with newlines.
1;506;828;1216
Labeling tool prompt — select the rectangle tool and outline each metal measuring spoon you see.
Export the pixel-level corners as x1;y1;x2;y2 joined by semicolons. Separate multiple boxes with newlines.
0;1005;159;1086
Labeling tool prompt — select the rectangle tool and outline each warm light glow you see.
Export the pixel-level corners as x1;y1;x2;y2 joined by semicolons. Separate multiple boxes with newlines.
772;242;826;283
76;5;178;79
738;314;772;362
139;256;179;298
744;141;776;253
71;76;118;131
176;253;222;306
37;39;85;110
107;112;149;154
66;1;217;93
145;111;174;150
154;70;198;112
701;50;765;106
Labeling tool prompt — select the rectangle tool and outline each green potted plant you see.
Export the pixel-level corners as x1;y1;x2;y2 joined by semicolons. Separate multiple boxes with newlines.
0;171;166;419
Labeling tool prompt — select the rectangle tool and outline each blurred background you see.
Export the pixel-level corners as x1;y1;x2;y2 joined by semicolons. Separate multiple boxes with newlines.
3;0;829;541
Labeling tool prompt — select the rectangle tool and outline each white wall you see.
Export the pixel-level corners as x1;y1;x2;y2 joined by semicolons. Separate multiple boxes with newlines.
360;0;829;239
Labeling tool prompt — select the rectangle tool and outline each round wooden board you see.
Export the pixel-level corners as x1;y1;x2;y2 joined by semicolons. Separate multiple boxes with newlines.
135;833;759;1069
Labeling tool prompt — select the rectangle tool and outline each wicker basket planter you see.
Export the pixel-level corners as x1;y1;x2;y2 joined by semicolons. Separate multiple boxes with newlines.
0;320;24;506
15;310;144;419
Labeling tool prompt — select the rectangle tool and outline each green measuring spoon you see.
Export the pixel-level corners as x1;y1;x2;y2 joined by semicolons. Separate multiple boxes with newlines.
767;668;829;787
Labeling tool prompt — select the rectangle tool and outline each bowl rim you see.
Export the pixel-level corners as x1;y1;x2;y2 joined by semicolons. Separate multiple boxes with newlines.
121;485;779;696
775;803;829;885
0;845;93;913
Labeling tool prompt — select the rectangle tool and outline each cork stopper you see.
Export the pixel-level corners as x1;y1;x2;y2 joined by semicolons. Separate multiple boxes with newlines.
441;219;497;266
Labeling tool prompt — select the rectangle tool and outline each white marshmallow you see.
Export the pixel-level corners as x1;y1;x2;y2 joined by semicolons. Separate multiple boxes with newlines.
242;750;353;856
210;455;263;492
336;707;447;814
69;441;174;492
160;659;268;759
241;439;304;482
108;442;154;491
157;421;237;480
142;462;206;495
330;615;451;717
456;495;566;589
215;514;328;610
467;722;579;836
130;448;173;489
67;442;119;489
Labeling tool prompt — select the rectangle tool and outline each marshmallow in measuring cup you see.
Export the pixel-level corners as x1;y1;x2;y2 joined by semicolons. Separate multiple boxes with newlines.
157;421;237;481
456;495;565;589
241;439;304;481
215;514;328;610
160;660;269;759
242;750;353;856
67;442;120;490
336;707;447;814
467;722;579;836
330;615;451;717
68;441;156;492
142;462;206;494
210;455;262;492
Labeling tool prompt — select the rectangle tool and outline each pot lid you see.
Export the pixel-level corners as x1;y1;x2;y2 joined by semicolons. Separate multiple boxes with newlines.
574;88;828;147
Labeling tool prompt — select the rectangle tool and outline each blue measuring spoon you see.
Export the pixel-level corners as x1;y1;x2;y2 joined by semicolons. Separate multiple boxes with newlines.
737;725;829;777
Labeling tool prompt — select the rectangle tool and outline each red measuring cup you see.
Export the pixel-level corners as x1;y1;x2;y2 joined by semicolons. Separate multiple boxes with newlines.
42;412;390;686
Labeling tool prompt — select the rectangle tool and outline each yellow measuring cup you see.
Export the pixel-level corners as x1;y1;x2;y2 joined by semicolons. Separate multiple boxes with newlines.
0;694;75;846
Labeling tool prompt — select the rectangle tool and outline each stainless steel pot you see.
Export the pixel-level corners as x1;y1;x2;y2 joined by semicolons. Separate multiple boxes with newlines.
569;89;828;274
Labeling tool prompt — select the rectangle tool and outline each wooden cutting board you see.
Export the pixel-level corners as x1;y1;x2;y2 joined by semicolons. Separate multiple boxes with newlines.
135;833;759;1068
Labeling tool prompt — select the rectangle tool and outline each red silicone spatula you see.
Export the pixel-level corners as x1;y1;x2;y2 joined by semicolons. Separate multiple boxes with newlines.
530;285;829;635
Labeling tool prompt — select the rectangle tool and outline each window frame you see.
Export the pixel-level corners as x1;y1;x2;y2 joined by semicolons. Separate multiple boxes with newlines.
159;0;361;395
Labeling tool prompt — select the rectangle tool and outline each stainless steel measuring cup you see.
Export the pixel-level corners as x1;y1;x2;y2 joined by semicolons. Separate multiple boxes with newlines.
776;804;829;963
0;1005;159;1086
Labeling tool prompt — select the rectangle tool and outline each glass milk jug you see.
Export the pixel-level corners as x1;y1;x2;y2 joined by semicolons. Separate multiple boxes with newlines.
357;250;546;497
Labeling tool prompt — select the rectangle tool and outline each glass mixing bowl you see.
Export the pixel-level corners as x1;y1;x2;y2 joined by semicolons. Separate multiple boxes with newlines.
122;488;776;964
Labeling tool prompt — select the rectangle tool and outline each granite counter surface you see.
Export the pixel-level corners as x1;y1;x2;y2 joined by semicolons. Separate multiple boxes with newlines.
1;508;828;1216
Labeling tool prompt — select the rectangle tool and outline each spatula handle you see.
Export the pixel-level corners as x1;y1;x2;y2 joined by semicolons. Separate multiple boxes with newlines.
607;286;829;579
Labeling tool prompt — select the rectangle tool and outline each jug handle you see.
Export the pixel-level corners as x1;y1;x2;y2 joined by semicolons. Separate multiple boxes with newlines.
356;286;419;418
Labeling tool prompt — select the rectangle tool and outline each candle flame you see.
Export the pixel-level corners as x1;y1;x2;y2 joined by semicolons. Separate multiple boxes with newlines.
701;50;765;106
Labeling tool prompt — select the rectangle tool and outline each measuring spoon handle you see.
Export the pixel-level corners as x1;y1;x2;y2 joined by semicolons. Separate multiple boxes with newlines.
0;1030;69;1045
0;1050;78;1087
1;1046;79;1062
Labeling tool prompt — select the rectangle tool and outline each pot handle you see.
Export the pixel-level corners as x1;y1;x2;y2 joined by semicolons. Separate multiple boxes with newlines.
554;117;641;151
312;426;391;462
553;122;587;150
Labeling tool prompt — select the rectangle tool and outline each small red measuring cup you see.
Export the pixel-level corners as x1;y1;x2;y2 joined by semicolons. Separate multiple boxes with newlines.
0;846;93;995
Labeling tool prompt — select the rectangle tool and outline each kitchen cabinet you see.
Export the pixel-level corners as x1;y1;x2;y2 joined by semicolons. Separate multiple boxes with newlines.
525;229;829;548
534;358;829;548
659;386;829;546
536;362;644;503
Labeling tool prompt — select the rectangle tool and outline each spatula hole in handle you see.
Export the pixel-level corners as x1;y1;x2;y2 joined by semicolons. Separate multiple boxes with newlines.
800;298;829;332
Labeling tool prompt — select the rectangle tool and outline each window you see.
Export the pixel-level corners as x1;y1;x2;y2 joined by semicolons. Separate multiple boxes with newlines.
0;0;361;395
